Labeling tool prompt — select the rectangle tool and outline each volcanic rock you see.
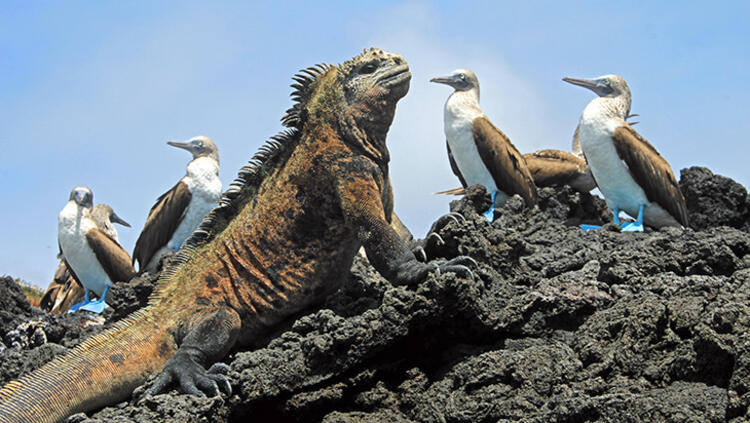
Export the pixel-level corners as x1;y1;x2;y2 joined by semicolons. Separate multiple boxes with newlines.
0;167;748;423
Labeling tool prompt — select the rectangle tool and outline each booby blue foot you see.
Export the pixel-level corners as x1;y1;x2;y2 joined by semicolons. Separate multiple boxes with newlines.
79;300;109;314
68;290;91;313
579;208;620;231
580;224;602;231
483;191;498;222
79;286;110;314
620;204;645;232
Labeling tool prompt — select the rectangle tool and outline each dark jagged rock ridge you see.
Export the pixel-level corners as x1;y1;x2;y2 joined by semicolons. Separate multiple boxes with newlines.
1;166;748;422
680;166;750;232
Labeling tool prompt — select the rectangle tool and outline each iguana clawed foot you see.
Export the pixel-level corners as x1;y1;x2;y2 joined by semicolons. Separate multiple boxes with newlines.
409;241;428;262
434;256;477;281
430;212;465;232
144;352;232;398
392;254;477;285
421;212;465;258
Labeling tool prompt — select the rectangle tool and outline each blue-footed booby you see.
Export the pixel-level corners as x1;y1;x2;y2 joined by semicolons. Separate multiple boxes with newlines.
431;69;537;221
58;187;136;313
42;204;131;314
133;136;221;273
563;74;688;231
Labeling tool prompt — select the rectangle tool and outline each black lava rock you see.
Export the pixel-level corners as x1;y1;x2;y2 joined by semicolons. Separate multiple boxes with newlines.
680;166;750;231
1;168;748;423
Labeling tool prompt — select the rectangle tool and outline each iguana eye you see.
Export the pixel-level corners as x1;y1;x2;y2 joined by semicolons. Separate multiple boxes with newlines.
360;63;377;74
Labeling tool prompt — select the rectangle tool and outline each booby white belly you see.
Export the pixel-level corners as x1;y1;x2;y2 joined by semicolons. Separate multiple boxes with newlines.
58;204;110;296
167;157;222;251
579;120;678;227
444;105;508;204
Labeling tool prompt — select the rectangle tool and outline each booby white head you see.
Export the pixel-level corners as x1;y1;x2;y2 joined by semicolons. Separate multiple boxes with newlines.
68;186;94;209
90;204;130;242
133;136;222;273
563;75;631;122
167;135;220;165
430;68;537;220
563;74;688;231
430;69;480;100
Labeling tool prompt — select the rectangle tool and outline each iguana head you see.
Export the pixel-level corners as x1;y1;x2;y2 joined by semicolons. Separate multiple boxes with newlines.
283;48;411;162
338;47;411;108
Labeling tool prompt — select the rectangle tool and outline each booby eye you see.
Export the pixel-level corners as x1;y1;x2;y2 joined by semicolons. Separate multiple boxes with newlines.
459;74;466;80
603;79;611;86
360;63;377;74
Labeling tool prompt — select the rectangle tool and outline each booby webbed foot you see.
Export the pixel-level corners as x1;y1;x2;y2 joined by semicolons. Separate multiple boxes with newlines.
580;207;620;231
79;286;110;314
482;191;498;222
620;204;645;233
67;290;91;313
580;224;602;231
145;353;232;398
621;222;644;232
79;299;110;314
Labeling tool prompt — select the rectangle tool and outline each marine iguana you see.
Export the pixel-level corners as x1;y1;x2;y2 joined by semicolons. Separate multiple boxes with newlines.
0;48;474;423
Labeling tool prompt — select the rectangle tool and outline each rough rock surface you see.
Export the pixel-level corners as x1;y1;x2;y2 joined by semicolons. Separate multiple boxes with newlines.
1;167;748;423
680;166;750;232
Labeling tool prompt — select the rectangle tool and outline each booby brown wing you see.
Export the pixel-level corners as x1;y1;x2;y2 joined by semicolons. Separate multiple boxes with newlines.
611;125;688;226
446;141;468;188
132;181;191;269
51;277;85;314
39;262;68;312
523;150;587;188
86;228;137;283
472;116;538;206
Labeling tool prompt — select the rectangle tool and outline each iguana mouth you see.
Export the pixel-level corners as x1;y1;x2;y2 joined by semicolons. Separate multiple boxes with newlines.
377;65;411;88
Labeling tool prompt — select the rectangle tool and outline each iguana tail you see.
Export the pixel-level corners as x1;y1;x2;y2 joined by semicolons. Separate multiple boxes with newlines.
0;306;175;423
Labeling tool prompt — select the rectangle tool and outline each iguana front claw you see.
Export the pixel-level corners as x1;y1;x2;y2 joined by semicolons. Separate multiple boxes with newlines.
436;256;477;281
426;232;445;246
411;243;428;262
430;212;465;231
144;352;232;398
421;212;466;259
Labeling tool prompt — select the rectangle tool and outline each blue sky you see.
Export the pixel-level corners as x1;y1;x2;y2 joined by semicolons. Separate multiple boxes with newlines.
1;1;748;287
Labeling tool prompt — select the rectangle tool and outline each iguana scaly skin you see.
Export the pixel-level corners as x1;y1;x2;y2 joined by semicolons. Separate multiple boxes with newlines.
0;48;473;423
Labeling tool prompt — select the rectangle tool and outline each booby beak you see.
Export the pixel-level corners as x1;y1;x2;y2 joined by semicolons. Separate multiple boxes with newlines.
167;141;192;152
110;212;131;228
430;75;457;86
562;77;600;91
